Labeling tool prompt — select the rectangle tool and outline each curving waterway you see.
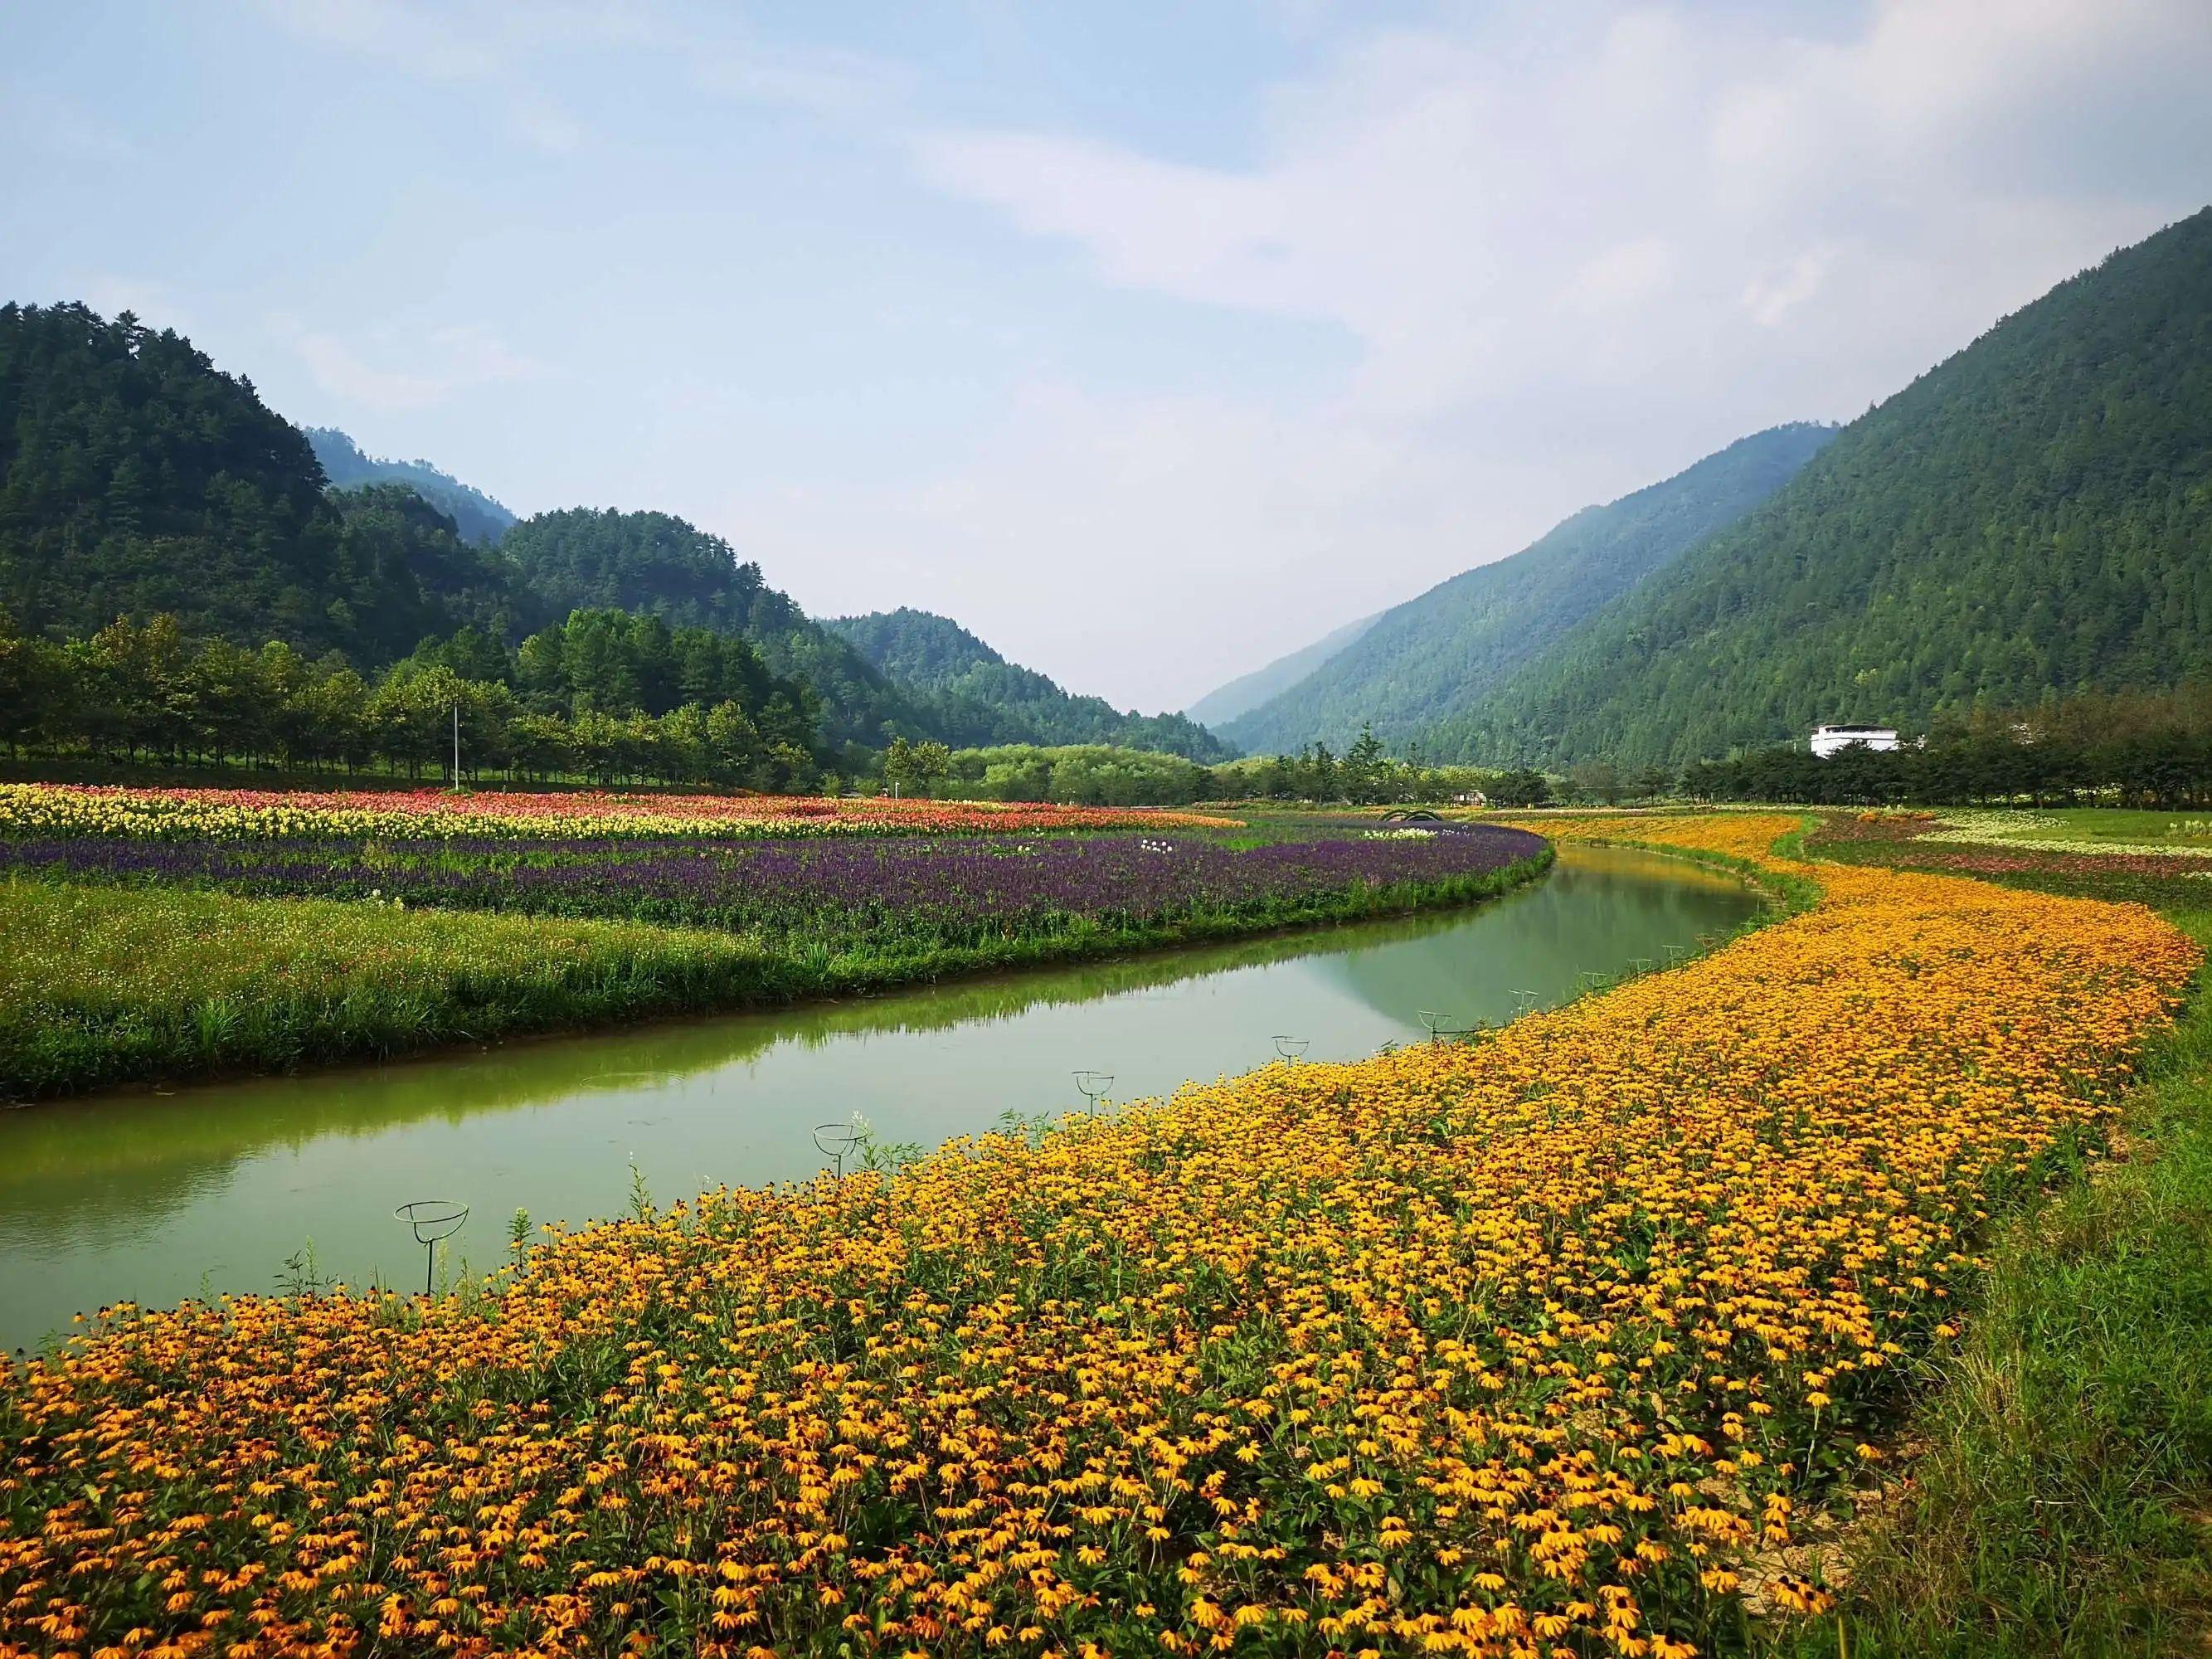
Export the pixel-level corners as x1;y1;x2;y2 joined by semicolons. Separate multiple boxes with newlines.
0;844;1759;1347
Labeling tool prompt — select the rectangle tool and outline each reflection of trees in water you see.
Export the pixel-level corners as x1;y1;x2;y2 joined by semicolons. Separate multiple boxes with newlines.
1317;850;1762;1025
0;847;1758;1243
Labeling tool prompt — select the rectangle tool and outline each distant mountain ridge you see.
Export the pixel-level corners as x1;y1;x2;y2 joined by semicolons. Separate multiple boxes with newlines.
1430;205;2212;767
1184;613;1381;730
1219;422;1838;756
305;427;518;547
824;607;1235;761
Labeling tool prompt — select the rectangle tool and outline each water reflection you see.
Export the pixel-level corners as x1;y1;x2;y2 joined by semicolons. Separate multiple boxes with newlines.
0;845;1758;1345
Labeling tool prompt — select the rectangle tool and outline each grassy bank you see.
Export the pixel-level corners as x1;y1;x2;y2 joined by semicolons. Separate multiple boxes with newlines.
1762;818;2212;1657
0;846;1551;1100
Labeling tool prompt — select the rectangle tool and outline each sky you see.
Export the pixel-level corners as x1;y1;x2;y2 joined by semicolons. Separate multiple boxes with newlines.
4;2;2209;712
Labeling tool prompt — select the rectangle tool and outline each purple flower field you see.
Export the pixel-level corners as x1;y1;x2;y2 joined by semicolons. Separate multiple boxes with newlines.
0;824;1548;950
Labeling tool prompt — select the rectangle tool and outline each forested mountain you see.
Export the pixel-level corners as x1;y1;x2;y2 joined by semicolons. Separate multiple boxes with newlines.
305;426;517;547
0;305;951;755
824;607;1234;761
1432;207;2212;768
0;303;522;665
1220;423;1837;756
497;509;937;749
1184;612;1380;730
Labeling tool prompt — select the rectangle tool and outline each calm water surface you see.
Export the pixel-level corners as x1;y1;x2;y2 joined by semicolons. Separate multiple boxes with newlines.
0;844;1758;1345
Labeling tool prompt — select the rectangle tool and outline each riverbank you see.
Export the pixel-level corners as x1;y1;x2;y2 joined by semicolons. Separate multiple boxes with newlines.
1751;810;2212;1656
0;843;1752;1350
0;825;1551;1101
0;815;2190;1654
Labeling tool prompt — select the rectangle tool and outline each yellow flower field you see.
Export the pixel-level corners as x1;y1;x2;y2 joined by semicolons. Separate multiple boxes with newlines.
0;815;2196;1657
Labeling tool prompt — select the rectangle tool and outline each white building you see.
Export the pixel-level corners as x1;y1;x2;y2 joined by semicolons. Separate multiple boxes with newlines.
1809;722;1901;758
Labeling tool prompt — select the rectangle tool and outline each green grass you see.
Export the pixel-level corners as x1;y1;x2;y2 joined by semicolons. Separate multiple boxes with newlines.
1761;844;2212;1657
0;849;1552;1100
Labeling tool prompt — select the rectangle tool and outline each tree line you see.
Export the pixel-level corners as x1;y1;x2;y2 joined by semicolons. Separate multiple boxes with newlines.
0;610;824;791
1211;730;1557;808
1684;686;2212;810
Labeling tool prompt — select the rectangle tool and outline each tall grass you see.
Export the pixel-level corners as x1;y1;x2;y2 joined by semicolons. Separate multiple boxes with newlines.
0;849;1549;1099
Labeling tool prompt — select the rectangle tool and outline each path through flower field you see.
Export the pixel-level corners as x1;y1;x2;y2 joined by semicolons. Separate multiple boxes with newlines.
0;814;2196;1657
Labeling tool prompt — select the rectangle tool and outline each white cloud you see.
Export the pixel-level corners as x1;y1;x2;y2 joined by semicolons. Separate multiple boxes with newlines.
251;0;592;153
275;317;545;414
255;0;501;82
1563;238;1679;317
691;42;912;121
1742;249;1830;328
255;1;911;148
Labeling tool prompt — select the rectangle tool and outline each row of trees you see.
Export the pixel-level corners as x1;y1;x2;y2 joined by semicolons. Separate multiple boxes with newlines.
1226;688;2212;812
940;745;1217;807
0;611;822;790
1688;688;2212;810
1209;731;1560;808
882;732;1564;810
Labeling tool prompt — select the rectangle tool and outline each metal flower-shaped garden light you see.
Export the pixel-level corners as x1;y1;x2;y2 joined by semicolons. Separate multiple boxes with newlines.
1417;1009;1472;1044
394;1199;469;1296
813;1120;864;1178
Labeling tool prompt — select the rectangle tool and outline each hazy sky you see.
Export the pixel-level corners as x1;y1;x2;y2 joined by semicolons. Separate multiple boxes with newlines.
6;2;2209;710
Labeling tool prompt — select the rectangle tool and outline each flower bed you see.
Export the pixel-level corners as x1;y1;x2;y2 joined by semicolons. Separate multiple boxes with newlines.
0;825;1547;946
0;815;2195;1656
0;783;1239;843
1913;809;2212;859
1811;811;2212;906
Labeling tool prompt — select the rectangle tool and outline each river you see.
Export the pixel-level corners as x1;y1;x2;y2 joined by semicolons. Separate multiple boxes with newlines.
0;844;1759;1347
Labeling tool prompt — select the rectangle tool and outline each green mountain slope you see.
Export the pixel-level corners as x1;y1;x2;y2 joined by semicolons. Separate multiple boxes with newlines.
0;303;521;664
1184;612;1381;730
1220;423;1837;756
305;426;517;547
824;607;1235;761
1435;207;2212;768
496;509;938;750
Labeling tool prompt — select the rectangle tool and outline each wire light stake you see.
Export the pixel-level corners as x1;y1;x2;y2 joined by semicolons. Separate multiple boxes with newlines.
1417;1009;1471;1045
1072;1070;1116;1116
812;1120;864;1179
394;1200;469;1297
